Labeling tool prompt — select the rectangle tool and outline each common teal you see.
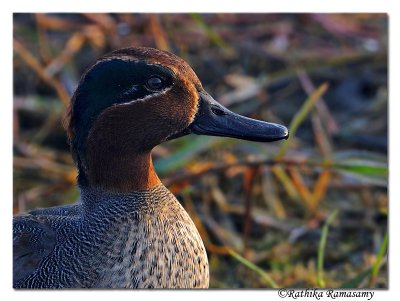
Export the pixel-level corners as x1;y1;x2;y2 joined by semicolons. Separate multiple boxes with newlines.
13;47;288;288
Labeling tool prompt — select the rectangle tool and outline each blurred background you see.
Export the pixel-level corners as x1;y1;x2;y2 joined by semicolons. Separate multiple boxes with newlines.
13;13;387;288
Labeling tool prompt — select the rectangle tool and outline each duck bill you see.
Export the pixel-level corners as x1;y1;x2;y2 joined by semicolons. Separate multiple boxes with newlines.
186;91;289;142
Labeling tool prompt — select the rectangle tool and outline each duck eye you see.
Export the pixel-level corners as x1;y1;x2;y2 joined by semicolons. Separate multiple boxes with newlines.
146;76;164;90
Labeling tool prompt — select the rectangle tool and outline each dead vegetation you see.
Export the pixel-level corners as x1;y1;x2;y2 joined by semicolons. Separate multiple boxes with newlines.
13;13;387;288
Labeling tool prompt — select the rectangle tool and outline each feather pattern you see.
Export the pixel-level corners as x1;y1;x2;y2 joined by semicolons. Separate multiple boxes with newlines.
13;184;209;288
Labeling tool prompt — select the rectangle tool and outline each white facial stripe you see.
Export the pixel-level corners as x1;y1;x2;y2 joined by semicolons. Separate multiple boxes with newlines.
95;55;200;126
91;57;174;107
116;86;172;107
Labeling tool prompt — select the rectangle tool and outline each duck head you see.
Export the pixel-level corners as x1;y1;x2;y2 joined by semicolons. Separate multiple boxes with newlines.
65;47;288;192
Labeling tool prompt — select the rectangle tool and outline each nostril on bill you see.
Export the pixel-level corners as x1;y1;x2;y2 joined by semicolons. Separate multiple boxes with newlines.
211;106;226;116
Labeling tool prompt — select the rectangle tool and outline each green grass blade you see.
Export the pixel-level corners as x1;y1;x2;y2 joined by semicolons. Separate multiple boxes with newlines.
369;231;388;287
228;249;278;288
154;136;216;175
275;82;329;160
333;160;387;176
340;231;387;288
333;159;388;187
190;13;232;51
317;209;339;288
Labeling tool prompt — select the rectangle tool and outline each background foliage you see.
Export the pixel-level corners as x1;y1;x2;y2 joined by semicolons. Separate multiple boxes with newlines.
13;13;388;288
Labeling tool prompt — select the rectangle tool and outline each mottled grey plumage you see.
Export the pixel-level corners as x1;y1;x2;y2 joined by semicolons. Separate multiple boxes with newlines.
13;184;209;288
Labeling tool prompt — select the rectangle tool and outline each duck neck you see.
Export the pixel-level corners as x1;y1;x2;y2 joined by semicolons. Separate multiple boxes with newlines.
83;150;161;193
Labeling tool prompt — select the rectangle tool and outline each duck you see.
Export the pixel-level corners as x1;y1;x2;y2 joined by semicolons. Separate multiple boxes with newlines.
13;46;289;289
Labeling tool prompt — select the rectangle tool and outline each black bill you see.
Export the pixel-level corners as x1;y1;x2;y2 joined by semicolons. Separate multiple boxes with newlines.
186;91;288;142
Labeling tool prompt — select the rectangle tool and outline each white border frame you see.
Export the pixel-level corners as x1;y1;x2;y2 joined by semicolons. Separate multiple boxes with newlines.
2;1;398;300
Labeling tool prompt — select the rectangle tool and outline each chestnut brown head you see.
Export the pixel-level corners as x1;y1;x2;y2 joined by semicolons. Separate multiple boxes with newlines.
65;47;288;191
